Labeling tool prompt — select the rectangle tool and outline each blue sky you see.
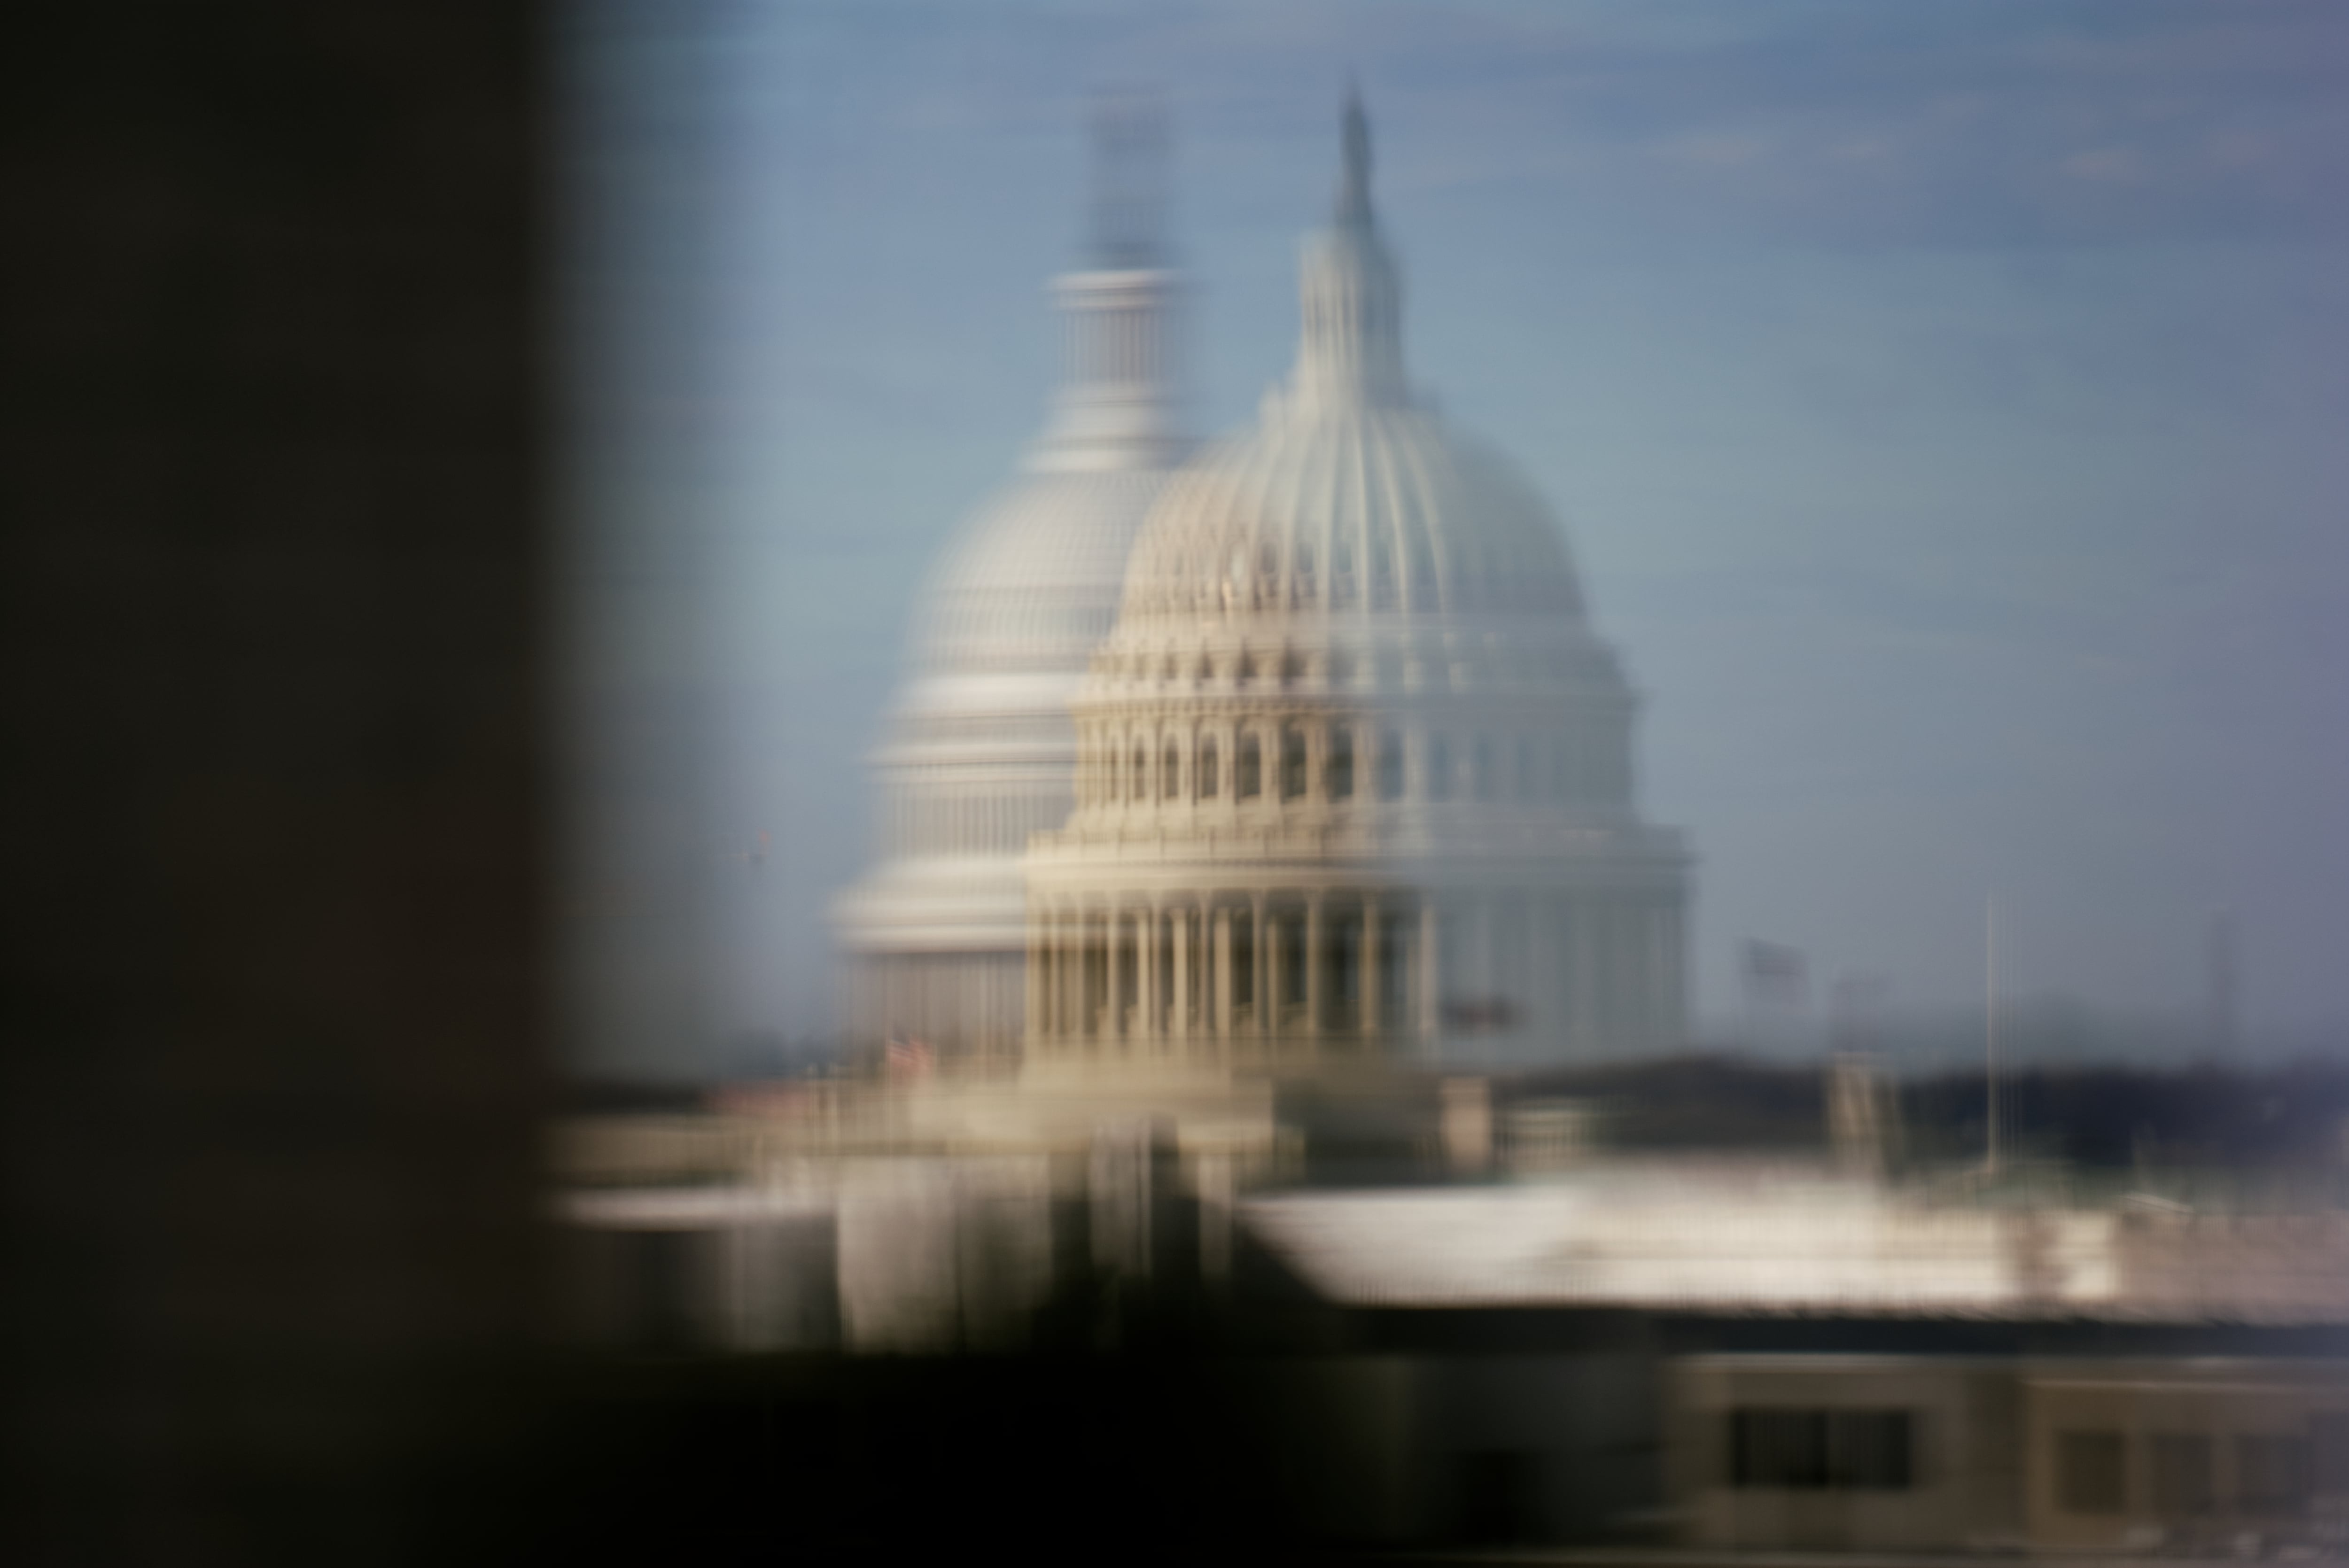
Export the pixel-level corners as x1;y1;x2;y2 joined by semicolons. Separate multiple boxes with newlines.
564;0;2349;1075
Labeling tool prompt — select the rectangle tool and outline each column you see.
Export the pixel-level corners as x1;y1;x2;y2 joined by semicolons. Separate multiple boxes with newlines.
1170;904;1191;1042
1474;898;1497;1007
1213;904;1234;1040
1113;904;1130;1043
1418;900;1441;1043
1661;898;1687;1050
1138;900;1159;1043
1057;899;1078;1043
1571;900;1598;1056
1025;906;1044;1043
1649;899;1675;1053
1303;892;1324;1040
1265;904;1286;1040
1360;893;1382;1039
1251;892;1270;1038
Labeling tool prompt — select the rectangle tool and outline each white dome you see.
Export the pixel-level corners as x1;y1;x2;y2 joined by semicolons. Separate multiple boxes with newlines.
1116;402;1586;629
1022;94;1688;1074
911;465;1165;687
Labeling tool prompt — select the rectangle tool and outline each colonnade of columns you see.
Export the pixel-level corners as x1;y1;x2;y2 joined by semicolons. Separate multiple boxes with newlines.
1024;885;1687;1060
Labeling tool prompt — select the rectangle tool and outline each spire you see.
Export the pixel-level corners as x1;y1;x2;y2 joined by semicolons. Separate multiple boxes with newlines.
1288;87;1407;413
1085;88;1169;271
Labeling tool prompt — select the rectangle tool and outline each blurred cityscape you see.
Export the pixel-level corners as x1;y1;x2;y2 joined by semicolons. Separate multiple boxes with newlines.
549;91;2349;1561
13;6;2349;1564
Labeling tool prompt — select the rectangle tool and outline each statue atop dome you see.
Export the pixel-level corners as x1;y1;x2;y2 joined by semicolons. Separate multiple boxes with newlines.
1292;90;1407;413
1336;82;1372;228
1087;87;1171;272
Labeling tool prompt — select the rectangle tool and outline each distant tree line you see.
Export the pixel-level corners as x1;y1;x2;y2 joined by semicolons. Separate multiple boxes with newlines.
1503;1056;2349;1170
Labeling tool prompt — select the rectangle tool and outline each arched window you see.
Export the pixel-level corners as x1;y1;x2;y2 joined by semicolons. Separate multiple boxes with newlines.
1237;733;1261;799
1199;737;1220;799
1162;742;1180;799
1428;736;1452;802
1280;726;1308;800
1327;726;1354;801
1132;744;1148;802
1471;737;1495;800
1377;730;1404;800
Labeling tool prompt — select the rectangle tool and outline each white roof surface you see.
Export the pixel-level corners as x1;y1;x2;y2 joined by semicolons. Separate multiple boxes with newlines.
1239;1163;2349;1324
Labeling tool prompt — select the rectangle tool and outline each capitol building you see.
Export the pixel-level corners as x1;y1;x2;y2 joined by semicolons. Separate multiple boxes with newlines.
839;95;1688;1085
829;105;1189;1063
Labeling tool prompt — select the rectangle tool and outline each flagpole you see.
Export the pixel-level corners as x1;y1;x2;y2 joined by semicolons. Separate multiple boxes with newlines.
1985;895;1999;1180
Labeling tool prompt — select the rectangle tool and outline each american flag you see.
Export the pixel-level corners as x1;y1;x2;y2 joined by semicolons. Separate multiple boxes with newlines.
884;1038;934;1079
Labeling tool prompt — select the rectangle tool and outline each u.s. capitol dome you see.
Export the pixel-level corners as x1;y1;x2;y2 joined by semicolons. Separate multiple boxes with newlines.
1024;95;1689;1073
831;107;1188;1061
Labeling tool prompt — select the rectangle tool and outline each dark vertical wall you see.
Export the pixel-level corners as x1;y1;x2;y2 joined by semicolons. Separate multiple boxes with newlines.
0;4;548;1563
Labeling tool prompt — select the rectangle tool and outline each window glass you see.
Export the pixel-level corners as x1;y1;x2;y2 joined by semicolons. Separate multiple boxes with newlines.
1328;727;1354;800
2313;1413;2349;1497
1163;743;1179;798
1237;734;1261;799
1729;1409;1914;1491
1280;727;1307;800
2153;1434;2214;1517
1377;731;1404;800
1199;738;1219;799
1132;745;1148;802
1429;736;1452;802
2238;1434;2312;1517
2059;1431;2127;1515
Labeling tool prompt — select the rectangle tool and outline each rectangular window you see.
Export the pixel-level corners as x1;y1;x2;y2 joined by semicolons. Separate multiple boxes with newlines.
1377;731;1404;800
1728;1408;1913;1491
2058;1430;2127;1515
1199;738;1219;799
2313;1414;2349;1498
1327;727;1354;800
2238;1434;2312;1517
1280;727;1307;800
1237;734;1260;799
2152;1434;2214;1517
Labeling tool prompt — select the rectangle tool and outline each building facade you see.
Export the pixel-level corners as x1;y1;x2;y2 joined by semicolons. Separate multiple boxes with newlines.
1023;97;1689;1075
